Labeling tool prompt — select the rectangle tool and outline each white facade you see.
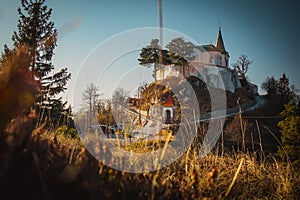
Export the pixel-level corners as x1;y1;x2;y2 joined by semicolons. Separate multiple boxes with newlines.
155;28;244;93
162;106;175;124
193;47;228;67
156;63;241;93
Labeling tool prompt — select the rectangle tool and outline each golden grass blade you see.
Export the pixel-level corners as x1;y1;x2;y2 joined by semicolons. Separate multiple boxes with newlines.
225;157;244;197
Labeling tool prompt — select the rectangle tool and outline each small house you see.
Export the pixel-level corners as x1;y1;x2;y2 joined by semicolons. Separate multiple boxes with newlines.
162;96;176;124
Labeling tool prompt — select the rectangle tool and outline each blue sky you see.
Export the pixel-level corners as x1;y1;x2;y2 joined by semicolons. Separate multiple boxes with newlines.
1;0;300;110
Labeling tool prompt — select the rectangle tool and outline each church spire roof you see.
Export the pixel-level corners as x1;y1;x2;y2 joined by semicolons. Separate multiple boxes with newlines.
216;25;226;53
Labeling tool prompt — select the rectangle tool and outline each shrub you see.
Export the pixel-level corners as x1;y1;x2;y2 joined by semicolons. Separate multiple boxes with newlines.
55;125;78;138
277;104;300;165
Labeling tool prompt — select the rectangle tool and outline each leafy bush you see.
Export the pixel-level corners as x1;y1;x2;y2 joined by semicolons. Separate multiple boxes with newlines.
277;104;300;165
55;125;78;138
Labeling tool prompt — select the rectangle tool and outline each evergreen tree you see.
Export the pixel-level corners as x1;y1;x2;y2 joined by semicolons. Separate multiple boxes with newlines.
277;104;300;165
261;74;298;104
277;73;297;104
0;45;15;69
138;39;171;82
11;0;71;128
166;37;195;77
261;76;277;96
166;37;195;60
277;73;289;97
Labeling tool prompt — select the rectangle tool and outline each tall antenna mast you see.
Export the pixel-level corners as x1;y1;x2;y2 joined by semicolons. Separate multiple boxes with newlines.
153;0;163;103
158;0;163;47
157;0;163;79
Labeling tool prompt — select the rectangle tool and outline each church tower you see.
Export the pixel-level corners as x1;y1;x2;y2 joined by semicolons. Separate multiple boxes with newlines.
216;26;225;52
216;26;229;67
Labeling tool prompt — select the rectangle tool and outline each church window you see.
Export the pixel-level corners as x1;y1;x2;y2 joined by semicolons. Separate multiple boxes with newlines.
215;56;222;65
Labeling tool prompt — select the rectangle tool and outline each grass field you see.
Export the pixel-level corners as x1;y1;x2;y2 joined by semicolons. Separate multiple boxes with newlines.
1;116;299;200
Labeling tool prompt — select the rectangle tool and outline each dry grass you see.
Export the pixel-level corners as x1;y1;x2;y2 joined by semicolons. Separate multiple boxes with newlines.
0;115;299;200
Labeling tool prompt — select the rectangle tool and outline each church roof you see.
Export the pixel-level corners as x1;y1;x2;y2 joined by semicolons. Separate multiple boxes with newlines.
162;96;174;107
201;44;222;52
216;27;229;55
194;27;229;56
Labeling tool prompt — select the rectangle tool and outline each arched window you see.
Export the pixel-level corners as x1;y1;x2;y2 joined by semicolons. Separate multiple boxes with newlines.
165;110;171;124
209;56;213;63
214;56;222;65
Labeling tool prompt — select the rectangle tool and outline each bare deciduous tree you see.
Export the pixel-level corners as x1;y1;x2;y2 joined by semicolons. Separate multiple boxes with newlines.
231;54;252;80
112;87;129;124
112;87;129;108
82;83;101;126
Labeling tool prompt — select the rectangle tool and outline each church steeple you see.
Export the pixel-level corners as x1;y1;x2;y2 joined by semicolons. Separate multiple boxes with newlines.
216;25;226;53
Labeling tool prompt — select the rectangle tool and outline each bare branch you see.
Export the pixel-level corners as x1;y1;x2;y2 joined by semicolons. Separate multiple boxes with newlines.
231;54;252;79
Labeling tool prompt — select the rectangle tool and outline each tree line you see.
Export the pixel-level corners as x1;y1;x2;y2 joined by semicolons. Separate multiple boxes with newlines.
261;73;299;105
261;73;299;164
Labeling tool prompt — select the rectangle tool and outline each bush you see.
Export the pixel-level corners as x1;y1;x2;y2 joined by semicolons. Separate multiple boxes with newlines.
55;125;78;138
277;104;300;165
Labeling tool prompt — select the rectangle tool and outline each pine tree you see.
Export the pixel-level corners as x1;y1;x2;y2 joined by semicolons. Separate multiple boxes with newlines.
277;73;296;104
261;74;298;104
11;0;71;129
261;76;277;96
0;45;15;69
166;37;195;77
166;37;195;61
277;73;289;96
138;39;171;81
277;104;300;165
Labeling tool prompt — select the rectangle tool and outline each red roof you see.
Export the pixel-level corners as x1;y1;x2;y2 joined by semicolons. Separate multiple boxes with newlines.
128;98;140;103
162;96;174;107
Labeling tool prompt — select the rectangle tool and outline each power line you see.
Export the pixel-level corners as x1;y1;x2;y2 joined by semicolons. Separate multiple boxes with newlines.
227;115;284;119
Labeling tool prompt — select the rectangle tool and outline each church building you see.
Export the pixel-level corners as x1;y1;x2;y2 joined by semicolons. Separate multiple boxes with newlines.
155;27;258;94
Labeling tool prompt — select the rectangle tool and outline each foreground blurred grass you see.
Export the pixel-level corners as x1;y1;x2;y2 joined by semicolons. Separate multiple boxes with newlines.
1;127;299;200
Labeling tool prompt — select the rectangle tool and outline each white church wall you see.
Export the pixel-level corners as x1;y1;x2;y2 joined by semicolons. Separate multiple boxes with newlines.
194;51;228;67
156;66;180;81
156;63;242;93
